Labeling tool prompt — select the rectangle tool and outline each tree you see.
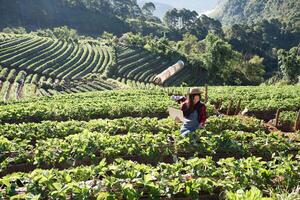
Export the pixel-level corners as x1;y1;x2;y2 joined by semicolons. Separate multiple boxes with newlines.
188;14;224;40
142;2;156;16
225;19;300;75
177;33;200;55
121;32;146;48
199;34;242;84
111;0;143;18
240;56;265;84
178;9;198;29
52;26;78;41
100;31;118;45
278;47;300;83
2;27;27;34
163;8;179;29
163;8;198;30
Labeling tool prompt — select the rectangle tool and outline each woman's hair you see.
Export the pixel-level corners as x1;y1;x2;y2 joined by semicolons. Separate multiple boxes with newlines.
187;93;201;112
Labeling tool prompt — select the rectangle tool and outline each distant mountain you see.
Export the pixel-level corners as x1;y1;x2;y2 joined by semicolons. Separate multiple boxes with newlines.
211;0;300;29
137;1;173;19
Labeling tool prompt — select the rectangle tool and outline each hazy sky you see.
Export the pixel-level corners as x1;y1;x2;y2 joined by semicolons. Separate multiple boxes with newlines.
149;0;220;14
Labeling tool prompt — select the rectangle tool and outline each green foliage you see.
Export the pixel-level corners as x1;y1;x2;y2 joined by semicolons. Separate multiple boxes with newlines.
52;26;78;41
226;186;273;200
240;56;265;84
191;14;224;40
164;8;198;30
0;0;298;86
63;0;143;19
2;27;27;34
178;32;266;85
271;186;300;200
225;19;299;74
142;2;156;16
100;31;118;46
121;32;183;62
199;33;242;84
213;0;299;31
126;19;166;36
1;154;299;199
278;47;300;83
0;0;132;36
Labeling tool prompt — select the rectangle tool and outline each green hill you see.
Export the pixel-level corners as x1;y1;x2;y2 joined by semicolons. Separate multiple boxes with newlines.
0;0;137;36
212;0;300;30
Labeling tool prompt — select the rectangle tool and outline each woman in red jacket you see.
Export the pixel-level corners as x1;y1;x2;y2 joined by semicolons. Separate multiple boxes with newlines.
179;88;207;136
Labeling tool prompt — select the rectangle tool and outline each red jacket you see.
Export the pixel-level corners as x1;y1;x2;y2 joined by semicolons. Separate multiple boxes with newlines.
180;98;207;125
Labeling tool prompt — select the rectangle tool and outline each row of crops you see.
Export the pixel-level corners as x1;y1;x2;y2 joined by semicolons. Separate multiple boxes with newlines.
0;86;299;198
164;86;300;121
0;33;117;100
1;116;291;173
0;34;113;79
0;63;119;100
110;46;193;86
0;86;299;124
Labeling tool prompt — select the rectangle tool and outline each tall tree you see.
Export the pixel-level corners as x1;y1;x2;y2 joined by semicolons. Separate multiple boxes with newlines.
163;8;179;29
278;47;300;83
163;8;198;30
142;2;156;16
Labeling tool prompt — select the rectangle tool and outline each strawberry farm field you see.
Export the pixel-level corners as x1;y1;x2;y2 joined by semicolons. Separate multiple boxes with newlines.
0;85;299;199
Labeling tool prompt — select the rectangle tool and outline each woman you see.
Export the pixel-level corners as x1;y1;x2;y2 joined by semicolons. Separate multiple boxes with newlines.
179;87;207;136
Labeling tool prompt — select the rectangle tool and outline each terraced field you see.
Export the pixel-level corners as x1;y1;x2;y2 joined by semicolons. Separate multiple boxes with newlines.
111;46;194;87
0;33;116;100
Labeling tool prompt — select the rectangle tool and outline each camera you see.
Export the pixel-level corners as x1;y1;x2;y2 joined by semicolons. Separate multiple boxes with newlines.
171;95;186;103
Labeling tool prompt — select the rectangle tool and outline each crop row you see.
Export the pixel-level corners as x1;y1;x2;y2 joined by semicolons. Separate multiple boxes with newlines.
116;77;158;89
0;65;65;100
166;86;300;103
1;127;298;176
0;34;113;81
1;86;299;123
113;47;183;85
163;68;194;86
0;59;118;101
1;154;299;199
162;86;300;119
276;110;300;131
0;116;265;141
0;90;182;123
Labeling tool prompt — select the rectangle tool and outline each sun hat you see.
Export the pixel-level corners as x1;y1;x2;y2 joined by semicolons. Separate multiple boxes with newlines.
187;87;201;95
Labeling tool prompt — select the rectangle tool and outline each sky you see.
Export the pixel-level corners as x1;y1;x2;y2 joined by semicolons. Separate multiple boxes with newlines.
138;0;220;14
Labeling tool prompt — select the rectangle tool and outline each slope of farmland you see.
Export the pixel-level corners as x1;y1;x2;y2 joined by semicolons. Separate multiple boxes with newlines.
110;45;195;87
0;33;117;100
0;86;299;199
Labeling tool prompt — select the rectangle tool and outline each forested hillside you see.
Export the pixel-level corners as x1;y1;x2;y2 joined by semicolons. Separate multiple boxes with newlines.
212;0;300;30
0;0;139;36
